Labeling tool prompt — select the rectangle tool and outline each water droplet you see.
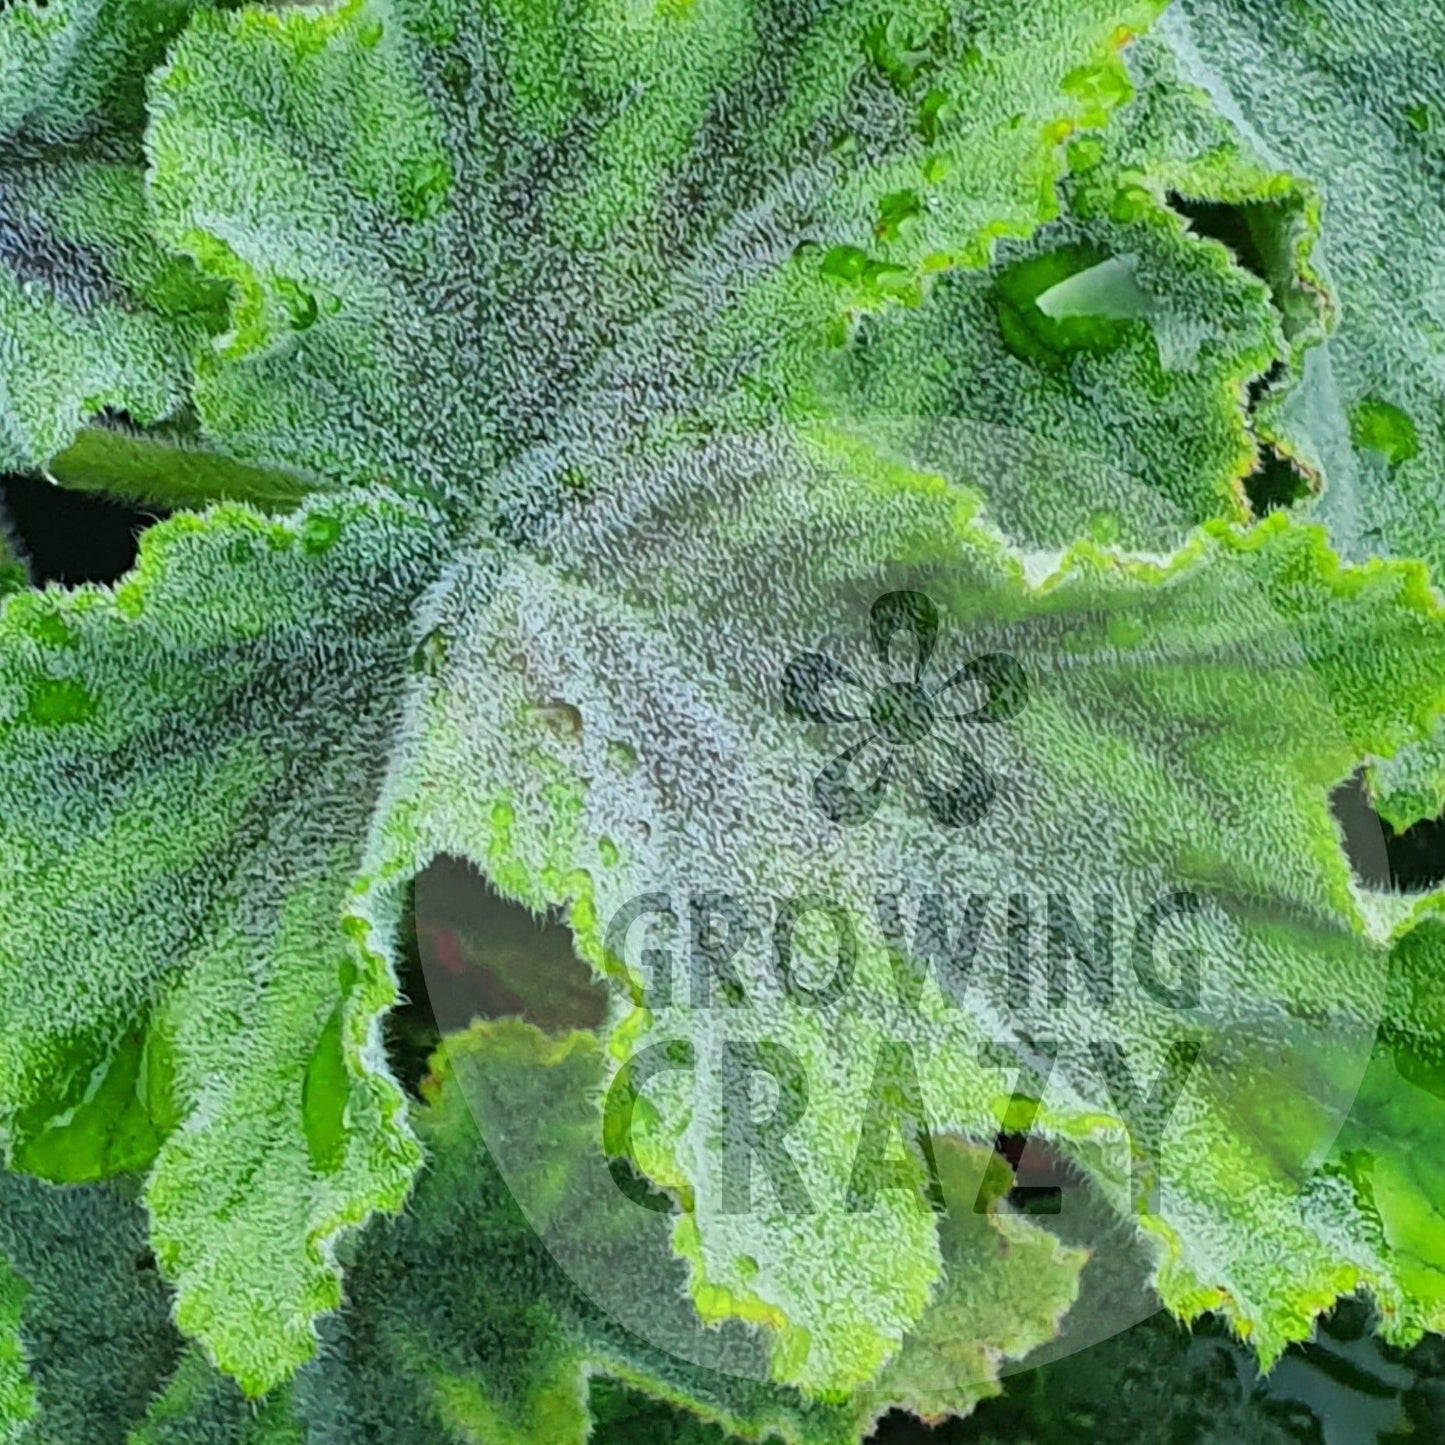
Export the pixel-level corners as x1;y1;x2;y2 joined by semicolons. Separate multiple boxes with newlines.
1037;254;1151;324
599;837;620;867
994;244;1138;372
607;740;638;774
358;17;384;47
1406;102;1432;133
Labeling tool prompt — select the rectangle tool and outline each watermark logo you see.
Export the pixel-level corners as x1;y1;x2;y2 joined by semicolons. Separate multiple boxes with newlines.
416;422;1390;1398
783;589;1027;826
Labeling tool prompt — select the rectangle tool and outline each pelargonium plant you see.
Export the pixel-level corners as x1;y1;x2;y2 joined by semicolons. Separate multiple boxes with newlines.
2;0;1445;1440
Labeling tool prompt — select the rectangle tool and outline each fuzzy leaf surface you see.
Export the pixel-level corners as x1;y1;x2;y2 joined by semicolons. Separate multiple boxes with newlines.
0;0;226;471
1157;0;1445;827
0;495;451;1393
359;429;1445;1391
145;0;1163;501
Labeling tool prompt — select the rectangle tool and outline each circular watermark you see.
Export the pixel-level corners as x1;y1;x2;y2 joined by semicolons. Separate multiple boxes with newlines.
414;420;1390;1405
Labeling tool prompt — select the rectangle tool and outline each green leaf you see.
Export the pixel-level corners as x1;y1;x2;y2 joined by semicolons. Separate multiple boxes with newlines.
822;36;1304;551
359;430;1445;1393
1154;0;1445;827
0;1170;310;1443
1326;900;1445;1341
0;1;228;471
0;1257;33;1445
1;0;192;142
0;494;452;1395
291;1018;1081;1441
0;1173;180;1443
44;419;319;513
864;1138;1086;1423
2;0;1183;1408
8;0;1445;1424
145;0;1165;496
0;151;222;474
129;1346;302;1445
286;1020;866;1444
0;1018;1081;1441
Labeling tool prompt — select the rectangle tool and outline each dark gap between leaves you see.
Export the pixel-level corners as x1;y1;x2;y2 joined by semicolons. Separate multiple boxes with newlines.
1332;770;1445;893
1;470;158;586
996;1131;1069;1216
1244;449;1312;516
387;856;609;1098
386;887;443;1100
1247;359;1289;412
1168;193;1274;285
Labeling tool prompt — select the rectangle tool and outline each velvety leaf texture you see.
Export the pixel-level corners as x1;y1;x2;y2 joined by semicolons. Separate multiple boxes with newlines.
361;431;1445;1389
2;0;1445;1439
289;1021;875;1444
0;1173;179;1444
144;0;1163;501
820;36;1296;551
1153;0;1445;826
0;1022;1080;1441
0;0;227;471
0;495;449;1393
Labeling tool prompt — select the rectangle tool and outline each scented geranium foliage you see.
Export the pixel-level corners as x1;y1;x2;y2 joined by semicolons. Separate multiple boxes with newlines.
2;1;1445;1441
